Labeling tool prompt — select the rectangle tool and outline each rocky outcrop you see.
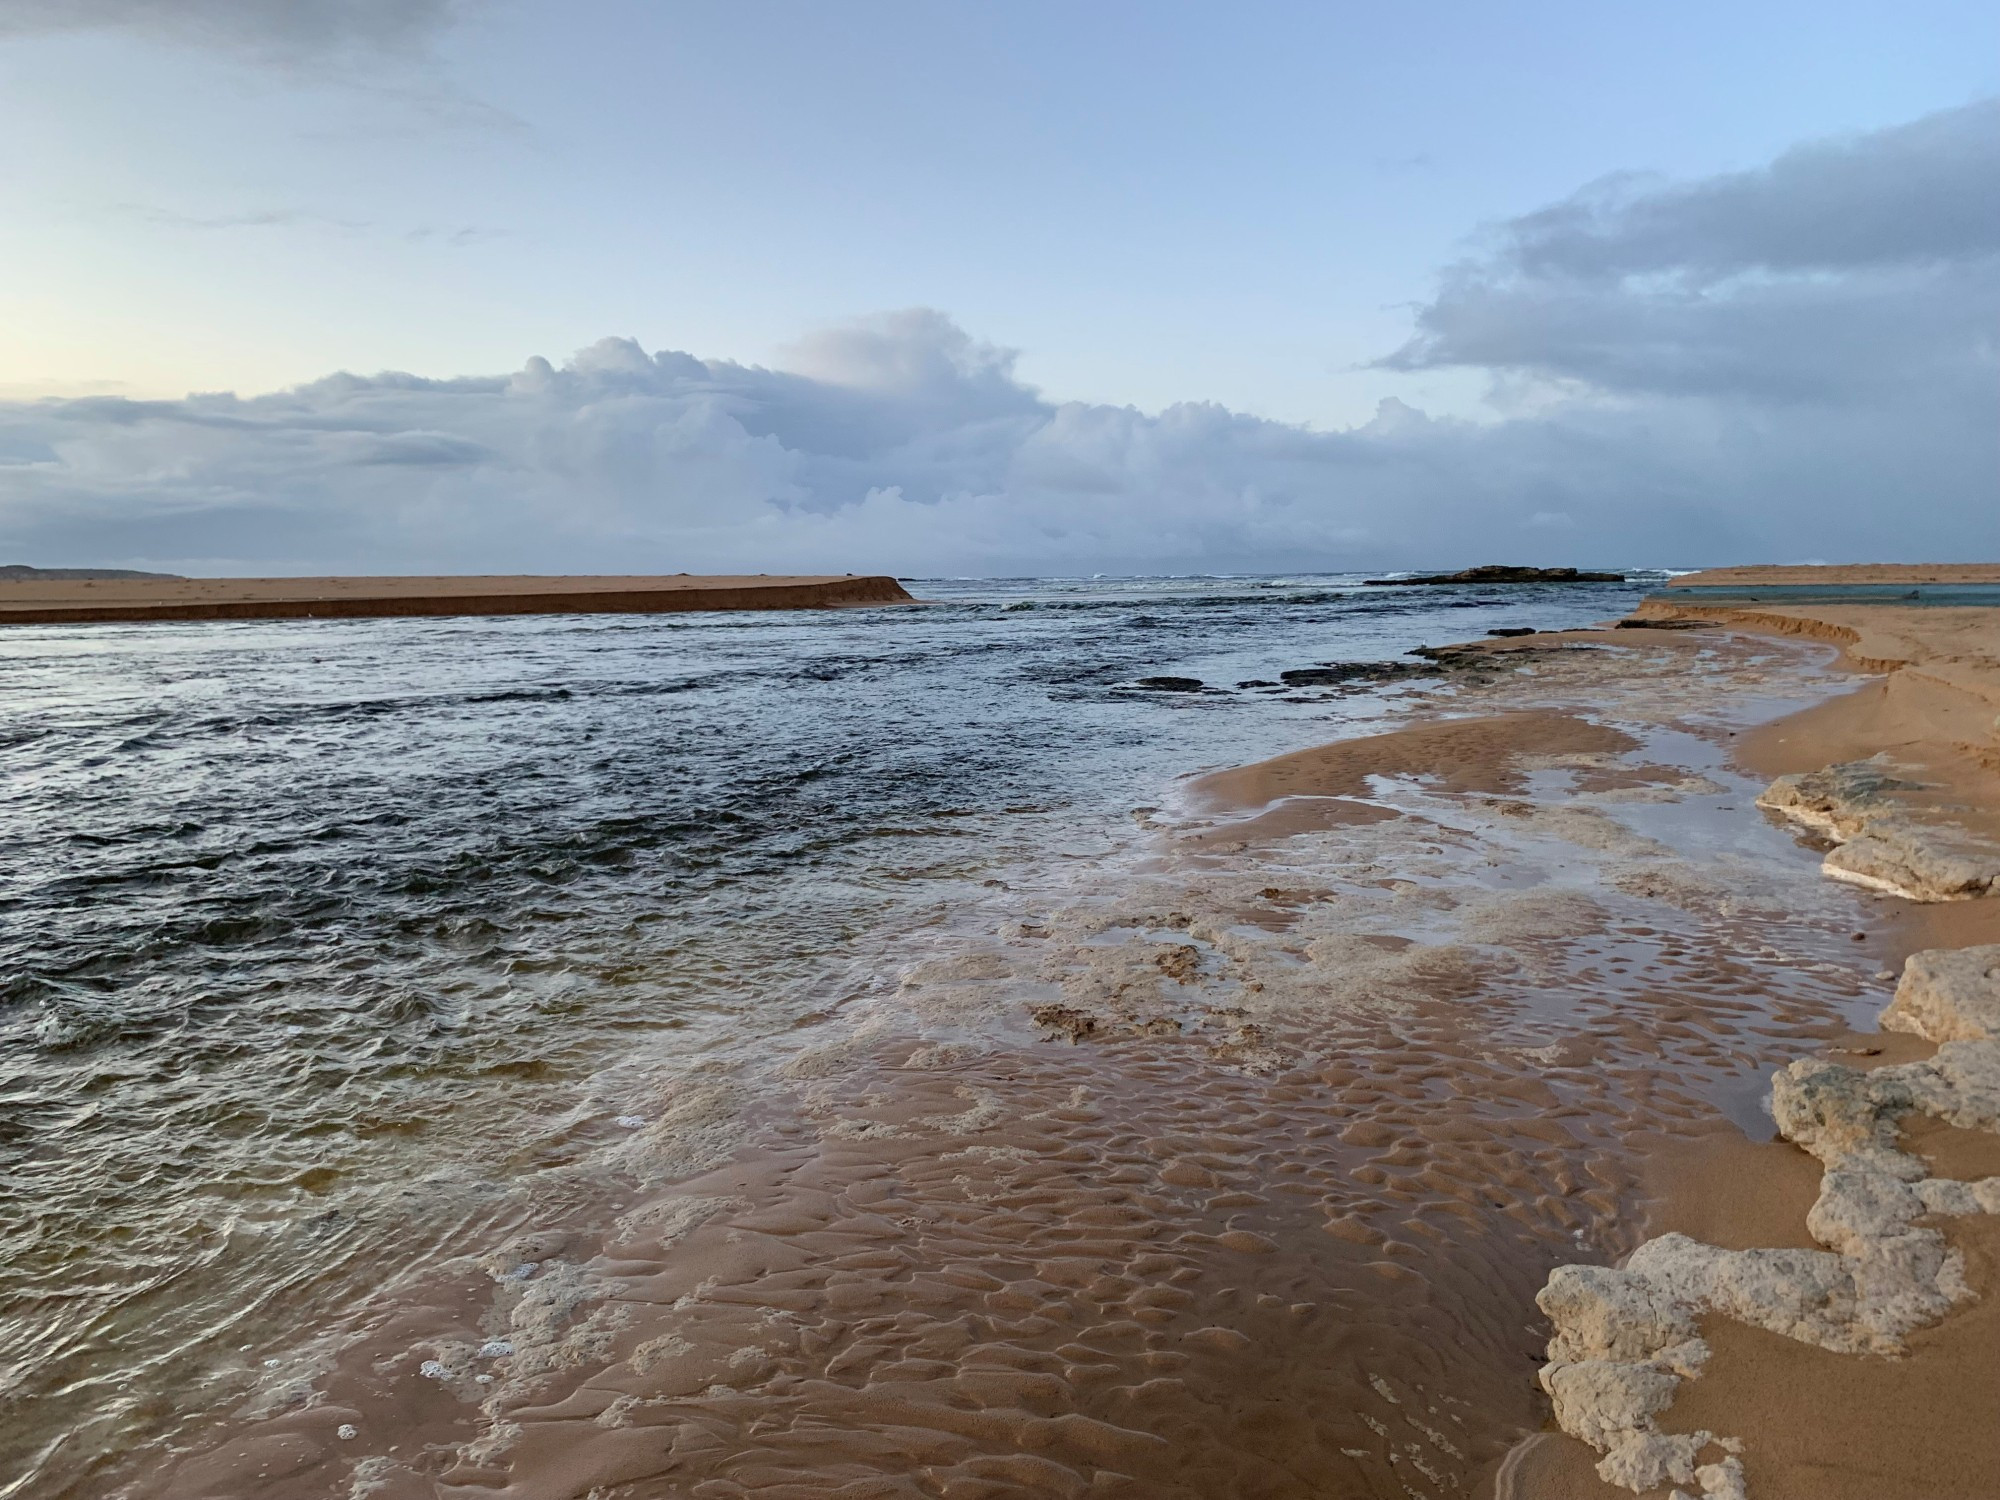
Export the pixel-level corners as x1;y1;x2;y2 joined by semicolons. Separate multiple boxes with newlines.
1821;830;2000;902
1364;565;1626;585
1534;944;2000;1497
1882;946;2000;1042
1757;756;2000;901
1278;662;1432;688
1755;756;1915;838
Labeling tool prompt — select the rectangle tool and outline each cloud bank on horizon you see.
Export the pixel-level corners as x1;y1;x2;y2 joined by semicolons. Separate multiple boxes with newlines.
2;99;1995;576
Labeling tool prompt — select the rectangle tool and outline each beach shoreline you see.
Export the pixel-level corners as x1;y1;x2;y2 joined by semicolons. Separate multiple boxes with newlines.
1500;587;2000;1500
106;611;1929;1500
38;574;1998;1500
1662;565;2000;589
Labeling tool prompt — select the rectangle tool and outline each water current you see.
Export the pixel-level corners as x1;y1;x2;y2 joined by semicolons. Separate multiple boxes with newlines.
2;574;1672;1494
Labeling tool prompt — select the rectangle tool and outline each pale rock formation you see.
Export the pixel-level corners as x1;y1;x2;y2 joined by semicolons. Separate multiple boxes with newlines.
1535;944;2000;1494
1757;757;2000;901
1882;945;2000;1042
1823;830;2000;902
1755;756;1916;838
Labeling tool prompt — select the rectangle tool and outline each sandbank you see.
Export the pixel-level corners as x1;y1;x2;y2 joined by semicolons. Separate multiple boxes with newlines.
0;572;915;624
1667;564;2000;588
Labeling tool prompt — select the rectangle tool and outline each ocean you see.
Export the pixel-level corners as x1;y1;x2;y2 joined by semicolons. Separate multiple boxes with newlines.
2;572;1683;1492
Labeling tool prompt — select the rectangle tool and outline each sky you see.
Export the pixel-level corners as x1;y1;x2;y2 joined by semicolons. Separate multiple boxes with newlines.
0;0;1995;575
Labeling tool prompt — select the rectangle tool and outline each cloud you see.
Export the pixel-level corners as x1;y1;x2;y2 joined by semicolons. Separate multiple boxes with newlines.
0;0;462;62
117;204;373;233
1380;100;2000;403
112;203;501;246
3;106;1996;576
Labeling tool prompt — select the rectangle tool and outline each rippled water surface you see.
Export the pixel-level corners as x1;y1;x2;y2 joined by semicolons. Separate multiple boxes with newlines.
0;573;1655;1491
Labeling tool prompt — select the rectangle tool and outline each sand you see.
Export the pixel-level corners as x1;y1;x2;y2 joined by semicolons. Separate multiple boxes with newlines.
67;597;2000;1500
1667;564;2000;588
1499;598;2000;1499
87;624;1890;1500
0;573;915;624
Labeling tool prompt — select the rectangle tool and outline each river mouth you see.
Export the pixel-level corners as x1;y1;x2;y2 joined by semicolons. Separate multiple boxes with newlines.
84;622;1907;1500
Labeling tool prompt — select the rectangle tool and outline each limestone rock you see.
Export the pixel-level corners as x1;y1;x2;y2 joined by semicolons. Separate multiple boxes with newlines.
1540;1262;1698;1364
1823;826;2000;901
1541;1359;1683;1450
1755;756;1914;839
1597;1429;1715;1492
1913;1040;2000;1132
1769;1057;1917;1174
1537;1028;2000;1491
1757;758;2000;901
1883;945;2000;1042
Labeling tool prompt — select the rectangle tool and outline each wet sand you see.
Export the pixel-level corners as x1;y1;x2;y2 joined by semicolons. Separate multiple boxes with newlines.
0;573;914;624
64;606;1999;1500
84;623;1909;1500
1501;600;2000;1499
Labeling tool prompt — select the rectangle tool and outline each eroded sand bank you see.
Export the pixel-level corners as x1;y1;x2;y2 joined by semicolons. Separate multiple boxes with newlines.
83;618;1962;1500
0;574;914;624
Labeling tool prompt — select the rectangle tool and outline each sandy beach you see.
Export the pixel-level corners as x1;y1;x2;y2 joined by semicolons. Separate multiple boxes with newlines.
1663;565;2000;589
38;570;1996;1500
1494;575;2000;1499
0;573;915;624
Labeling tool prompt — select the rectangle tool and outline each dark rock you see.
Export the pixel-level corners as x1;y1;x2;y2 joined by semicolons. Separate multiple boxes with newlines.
1132;676;1207;692
1363;565;1625;585
1236;679;1278;689
1615;617;1712;630
1409;645;1489;667
1259;645;1578;696
1487;627;1538;637
1279;662;1430;688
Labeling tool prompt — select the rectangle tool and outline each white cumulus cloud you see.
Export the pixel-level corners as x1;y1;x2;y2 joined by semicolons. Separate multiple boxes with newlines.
3;105;1997;577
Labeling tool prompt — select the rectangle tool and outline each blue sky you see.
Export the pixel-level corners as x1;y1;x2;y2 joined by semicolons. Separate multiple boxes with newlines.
3;0;1993;418
0;1;1996;572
